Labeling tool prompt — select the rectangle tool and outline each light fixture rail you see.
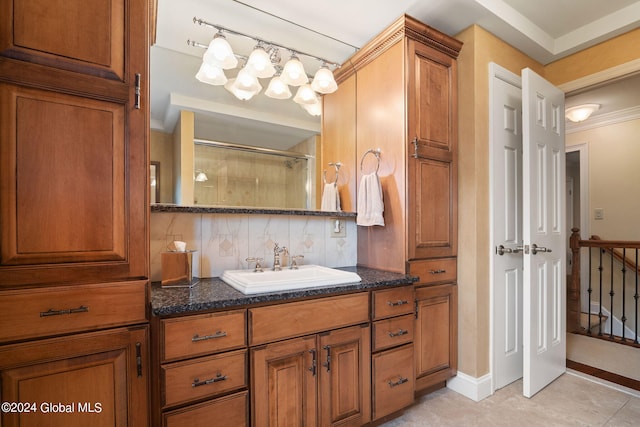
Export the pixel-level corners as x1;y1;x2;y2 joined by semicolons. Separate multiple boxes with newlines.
193;17;341;69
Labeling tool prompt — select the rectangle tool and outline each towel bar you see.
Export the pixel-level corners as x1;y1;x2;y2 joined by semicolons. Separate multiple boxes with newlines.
360;148;381;174
323;162;342;184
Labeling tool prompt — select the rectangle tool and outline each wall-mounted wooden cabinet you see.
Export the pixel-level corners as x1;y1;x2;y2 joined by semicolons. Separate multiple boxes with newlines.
0;0;150;425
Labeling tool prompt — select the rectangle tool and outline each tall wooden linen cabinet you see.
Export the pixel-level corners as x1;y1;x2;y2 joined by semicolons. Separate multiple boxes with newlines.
322;15;461;397
0;0;150;426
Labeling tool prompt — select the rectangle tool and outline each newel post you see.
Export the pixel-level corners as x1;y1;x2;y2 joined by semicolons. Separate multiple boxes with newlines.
567;228;582;333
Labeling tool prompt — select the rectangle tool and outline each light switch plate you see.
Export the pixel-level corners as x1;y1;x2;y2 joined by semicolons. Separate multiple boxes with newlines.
329;218;346;238
594;208;604;220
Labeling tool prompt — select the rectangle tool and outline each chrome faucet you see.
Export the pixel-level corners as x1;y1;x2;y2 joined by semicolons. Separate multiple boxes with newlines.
273;243;288;271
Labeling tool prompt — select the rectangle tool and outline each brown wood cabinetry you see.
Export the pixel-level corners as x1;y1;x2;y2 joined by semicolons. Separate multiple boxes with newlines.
250;295;371;426
153;310;249;426
322;15;461;397
0;0;147;287
0;0;150;425
0;326;149;427
370;286;415;420
415;284;458;391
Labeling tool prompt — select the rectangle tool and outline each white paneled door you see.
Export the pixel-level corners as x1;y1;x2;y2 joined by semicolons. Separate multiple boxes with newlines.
491;65;566;398
521;68;566;398
490;64;524;391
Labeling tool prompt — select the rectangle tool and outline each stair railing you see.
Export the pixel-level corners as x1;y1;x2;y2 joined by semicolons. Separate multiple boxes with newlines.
569;228;639;347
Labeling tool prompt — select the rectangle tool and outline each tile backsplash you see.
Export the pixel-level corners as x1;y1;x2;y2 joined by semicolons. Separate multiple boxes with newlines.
150;212;357;282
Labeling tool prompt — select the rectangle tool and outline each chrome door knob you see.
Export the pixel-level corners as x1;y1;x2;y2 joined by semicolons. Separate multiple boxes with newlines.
496;245;524;256
531;244;552;255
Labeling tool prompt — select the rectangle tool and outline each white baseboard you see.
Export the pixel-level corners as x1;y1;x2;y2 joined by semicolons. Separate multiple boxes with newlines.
446;371;493;402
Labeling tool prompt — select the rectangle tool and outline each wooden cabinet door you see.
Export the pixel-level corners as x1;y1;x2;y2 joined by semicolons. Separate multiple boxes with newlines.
251;336;317;427
0;0;148;287
318;325;370;427
407;39;457;154
414;284;458;391
407;39;458;260
0;326;149;427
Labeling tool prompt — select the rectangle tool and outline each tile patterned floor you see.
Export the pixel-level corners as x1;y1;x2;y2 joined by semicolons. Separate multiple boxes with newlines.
381;372;640;426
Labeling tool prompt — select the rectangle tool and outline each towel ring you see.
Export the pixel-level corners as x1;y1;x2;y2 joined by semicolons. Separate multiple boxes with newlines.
360;148;381;174
323;162;342;184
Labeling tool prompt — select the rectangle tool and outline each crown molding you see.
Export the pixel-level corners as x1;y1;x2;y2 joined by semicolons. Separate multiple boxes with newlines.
566;105;640;133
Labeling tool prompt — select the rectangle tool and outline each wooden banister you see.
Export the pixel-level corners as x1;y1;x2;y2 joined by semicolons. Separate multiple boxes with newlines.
568;228;582;333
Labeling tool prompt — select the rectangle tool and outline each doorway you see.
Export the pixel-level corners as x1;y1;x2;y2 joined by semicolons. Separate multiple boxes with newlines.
490;63;567;398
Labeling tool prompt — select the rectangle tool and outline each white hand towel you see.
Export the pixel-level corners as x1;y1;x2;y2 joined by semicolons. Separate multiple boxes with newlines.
357;172;384;226
321;182;341;212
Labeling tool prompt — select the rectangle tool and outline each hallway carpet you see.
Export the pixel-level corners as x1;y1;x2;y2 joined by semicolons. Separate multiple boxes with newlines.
381;371;640;426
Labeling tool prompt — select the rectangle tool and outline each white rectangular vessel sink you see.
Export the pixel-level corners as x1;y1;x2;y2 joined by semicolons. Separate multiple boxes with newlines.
221;265;361;295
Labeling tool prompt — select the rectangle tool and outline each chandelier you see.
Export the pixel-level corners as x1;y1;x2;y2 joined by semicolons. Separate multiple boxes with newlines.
188;17;341;116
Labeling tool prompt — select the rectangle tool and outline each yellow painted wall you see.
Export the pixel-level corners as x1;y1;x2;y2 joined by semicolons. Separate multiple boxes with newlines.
173;110;195;205
455;25;542;377
150;130;174;203
454;24;640;379
545;28;640;85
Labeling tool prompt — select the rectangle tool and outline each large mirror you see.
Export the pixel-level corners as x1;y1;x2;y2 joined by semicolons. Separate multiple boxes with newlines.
150;0;357;210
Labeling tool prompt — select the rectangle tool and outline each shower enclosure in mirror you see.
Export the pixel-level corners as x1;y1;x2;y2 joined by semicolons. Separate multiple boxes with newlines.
193;139;315;209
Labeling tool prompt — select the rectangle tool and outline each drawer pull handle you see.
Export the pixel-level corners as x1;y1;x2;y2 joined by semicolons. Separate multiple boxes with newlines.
192;331;227;342
192;373;227;387
40;305;89;317
388;376;409;388
388;329;408;338
387;300;408;307
429;269;446;274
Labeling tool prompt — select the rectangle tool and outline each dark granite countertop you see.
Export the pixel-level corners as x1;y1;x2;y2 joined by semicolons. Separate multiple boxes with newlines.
151;266;417;317
151;204;356;218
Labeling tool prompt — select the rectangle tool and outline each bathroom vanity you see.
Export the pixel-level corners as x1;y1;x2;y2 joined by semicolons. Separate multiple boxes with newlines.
150;267;422;426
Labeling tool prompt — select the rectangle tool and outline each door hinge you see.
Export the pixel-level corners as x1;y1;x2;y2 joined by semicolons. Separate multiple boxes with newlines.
134;73;141;109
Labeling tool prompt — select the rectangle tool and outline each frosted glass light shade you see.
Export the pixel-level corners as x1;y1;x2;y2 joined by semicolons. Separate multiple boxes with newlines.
301;100;322;116
265;75;292;99
246;47;276;78
195;171;208;182
234;68;262;93
311;67;337;94
293;84;318;105
224;78;261;100
565;103;600;122
280;55;308;86
195;62;227;85
203;34;237;69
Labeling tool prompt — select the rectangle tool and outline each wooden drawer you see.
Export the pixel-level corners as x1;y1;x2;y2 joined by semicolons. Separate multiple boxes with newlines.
372;286;414;320
161;349;247;408
162;310;246;362
408;258;457;285
249;293;369;346
372;314;414;351
372;344;414;420
0;280;147;343
163;391;248;427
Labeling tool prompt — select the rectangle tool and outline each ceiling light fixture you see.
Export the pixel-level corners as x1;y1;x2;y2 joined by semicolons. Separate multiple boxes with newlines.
565;103;600;122
194;170;209;182
189;17;340;115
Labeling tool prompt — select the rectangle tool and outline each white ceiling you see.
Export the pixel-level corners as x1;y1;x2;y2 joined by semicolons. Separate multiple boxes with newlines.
151;0;640;149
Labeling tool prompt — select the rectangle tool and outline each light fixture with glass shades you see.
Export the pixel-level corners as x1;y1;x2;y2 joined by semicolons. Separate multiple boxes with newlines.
194;170;209;182
565;103;600;122
188;17;341;116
